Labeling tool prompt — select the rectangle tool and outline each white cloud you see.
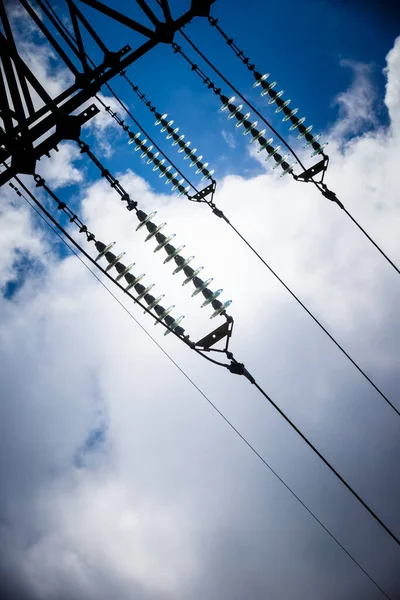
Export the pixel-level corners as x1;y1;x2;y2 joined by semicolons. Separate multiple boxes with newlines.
221;129;236;148
1;24;400;600
330;59;378;139
384;36;400;132
38;142;84;188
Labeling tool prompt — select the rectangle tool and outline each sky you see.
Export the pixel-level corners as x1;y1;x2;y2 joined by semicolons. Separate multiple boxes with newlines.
0;1;400;599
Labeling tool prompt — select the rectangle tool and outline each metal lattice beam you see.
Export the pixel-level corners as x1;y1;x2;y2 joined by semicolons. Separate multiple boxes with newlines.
0;0;215;187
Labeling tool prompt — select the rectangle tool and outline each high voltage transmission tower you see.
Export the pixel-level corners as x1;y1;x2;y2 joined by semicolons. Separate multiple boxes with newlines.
1;1;399;597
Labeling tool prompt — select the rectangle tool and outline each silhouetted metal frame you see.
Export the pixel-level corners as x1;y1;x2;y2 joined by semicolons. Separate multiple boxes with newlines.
0;0;215;187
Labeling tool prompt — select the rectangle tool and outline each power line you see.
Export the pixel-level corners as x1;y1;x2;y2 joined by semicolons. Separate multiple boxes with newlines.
224;219;399;416
12;0;400;549
39;0;398;416
111;76;398;418
13;174;400;549
179;30;400;276
11;177;393;600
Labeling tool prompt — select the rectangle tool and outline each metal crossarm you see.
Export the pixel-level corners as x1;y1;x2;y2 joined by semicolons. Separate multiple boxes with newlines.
0;0;215;187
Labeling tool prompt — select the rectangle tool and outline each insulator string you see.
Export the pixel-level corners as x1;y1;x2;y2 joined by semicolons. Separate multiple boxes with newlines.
207;16;327;157
76;139;232;318
71;141;400;544
174;34;400;274
30;174;188;337
170;41;295;177
9;174;393;599
98;90;397;414
174;32;307;173
94;91;197;197
11;176;400;553
29;0;398;410
120;75;215;182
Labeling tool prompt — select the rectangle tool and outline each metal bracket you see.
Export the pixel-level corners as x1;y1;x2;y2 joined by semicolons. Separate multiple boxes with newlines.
295;155;328;183
55;104;99;140
189;180;216;202
3;104;100;180
195;319;232;350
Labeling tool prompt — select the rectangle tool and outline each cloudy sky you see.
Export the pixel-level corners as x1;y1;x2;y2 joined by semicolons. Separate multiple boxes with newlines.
1;1;400;599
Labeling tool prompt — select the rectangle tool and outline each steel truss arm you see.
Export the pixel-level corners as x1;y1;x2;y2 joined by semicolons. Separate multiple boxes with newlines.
0;0;215;188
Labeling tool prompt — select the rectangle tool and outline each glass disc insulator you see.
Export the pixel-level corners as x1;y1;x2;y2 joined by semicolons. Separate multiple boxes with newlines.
145;222;166;242
134;140;147;151
126;273;145;291
137;283;155;301
128;132;141;145
140;145;153;158
153;159;165;172
154;234;176;253
178;185;190;197
258;137;274;152
147;152;159;164
105;252;125;271
304;133;322;148
145;294;165;313
171;178;184;191
201;169;215;181
184;148;197;161
183;266;204;286
260;81;277;96
165;172;178;186
201;289;223;308
282;108;299;122
136;210;157;231
236;112;251;127
311;142;328;156
243;121;258;135
173;256;195;275
164;245;185;264
268;90;284;105
154;113;168;126
95;241;115;262
164;315;185;336
250;129;267;144
166;127;179;140
116;262;135;280
227;104;243;119
196;162;208;175
275;99;291;114
297;125;313;139
190;154;202;168
159;166;172;179
154;305;175;325
265;146;281;161
220;96;235;111
273;154;289;169
289;116;306;131
172;134;185;147
192;278;213;297
211;299;232;318
280;163;295;177
178;141;191;153
161;120;174;133
253;73;270;88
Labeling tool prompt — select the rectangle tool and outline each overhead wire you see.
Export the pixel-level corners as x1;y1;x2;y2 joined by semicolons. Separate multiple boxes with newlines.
18;0;400;545
13;170;400;550
114;80;398;418
9;175;393;600
178;29;400;276
37;0;195;196
37;0;400;417
6;1;399;549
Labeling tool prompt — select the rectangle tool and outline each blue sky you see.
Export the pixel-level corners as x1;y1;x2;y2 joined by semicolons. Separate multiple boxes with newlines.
1;2;400;600
42;0;398;186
